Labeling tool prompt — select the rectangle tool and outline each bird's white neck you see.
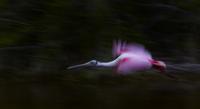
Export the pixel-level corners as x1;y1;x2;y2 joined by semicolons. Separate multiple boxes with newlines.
96;59;118;68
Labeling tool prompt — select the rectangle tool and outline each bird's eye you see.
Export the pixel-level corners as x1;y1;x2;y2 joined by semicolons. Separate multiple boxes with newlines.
90;60;97;65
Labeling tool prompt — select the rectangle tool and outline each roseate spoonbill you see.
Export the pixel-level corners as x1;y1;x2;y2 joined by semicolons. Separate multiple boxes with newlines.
68;40;175;79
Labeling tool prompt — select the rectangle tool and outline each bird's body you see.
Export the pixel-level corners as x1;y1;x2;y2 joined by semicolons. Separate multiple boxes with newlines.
116;53;152;74
96;53;152;74
68;40;174;78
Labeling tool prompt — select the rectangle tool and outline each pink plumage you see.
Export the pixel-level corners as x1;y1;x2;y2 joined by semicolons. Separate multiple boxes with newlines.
113;40;153;74
113;40;152;59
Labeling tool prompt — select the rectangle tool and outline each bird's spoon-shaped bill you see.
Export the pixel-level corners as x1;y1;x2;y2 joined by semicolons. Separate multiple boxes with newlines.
67;62;90;70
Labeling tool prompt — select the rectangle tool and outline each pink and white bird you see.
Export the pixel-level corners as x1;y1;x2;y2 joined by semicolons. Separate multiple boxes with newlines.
68;40;174;78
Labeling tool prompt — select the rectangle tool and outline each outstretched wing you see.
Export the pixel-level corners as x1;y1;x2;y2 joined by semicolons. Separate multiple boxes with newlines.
112;40;152;59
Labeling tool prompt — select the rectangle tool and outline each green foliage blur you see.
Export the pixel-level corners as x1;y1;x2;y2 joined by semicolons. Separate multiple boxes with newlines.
0;0;199;76
0;0;200;109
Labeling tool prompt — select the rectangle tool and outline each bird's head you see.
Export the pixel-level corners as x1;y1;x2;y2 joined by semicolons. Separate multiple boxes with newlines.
88;60;98;66
67;60;98;69
151;60;166;72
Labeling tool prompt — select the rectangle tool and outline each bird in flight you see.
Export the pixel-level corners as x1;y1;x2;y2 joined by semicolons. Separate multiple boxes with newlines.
68;40;175;79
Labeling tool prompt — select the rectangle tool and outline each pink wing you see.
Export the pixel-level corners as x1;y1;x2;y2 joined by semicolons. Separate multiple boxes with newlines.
113;40;152;74
112;40;152;59
116;57;152;74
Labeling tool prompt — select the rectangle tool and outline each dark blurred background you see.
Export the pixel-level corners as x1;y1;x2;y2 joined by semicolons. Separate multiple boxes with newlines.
0;0;199;109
